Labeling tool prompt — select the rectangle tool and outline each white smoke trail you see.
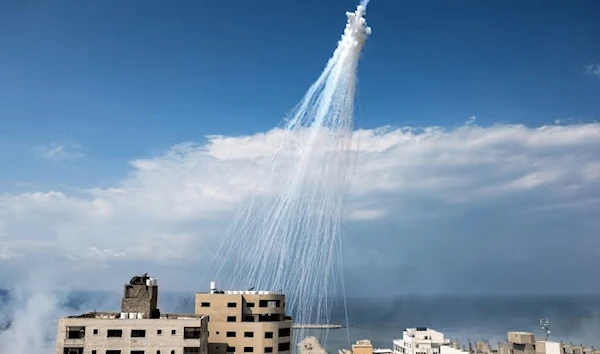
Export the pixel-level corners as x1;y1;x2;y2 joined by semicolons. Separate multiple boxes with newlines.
208;1;371;347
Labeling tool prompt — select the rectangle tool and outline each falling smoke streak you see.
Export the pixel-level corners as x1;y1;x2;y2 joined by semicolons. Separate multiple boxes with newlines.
207;2;371;349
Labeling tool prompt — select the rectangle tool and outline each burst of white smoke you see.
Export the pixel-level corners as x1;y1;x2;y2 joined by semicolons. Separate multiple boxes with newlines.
207;1;372;348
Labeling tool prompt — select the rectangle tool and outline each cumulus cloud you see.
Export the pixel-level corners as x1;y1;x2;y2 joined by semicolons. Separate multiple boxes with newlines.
1;122;600;293
35;142;84;161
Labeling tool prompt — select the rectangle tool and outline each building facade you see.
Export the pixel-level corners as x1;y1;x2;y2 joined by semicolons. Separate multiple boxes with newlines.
194;281;293;354
55;274;209;354
393;328;450;354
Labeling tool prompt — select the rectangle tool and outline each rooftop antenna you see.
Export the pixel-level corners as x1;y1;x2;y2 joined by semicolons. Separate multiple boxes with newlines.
540;318;550;340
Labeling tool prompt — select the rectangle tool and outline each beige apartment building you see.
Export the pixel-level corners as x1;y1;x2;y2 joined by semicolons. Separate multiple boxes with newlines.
55;274;209;354
194;281;293;354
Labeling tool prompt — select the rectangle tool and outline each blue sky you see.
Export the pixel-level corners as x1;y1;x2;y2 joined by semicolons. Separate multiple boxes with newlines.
0;0;600;295
1;0;599;190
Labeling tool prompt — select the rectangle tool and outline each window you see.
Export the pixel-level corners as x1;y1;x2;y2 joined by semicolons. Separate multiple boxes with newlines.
244;332;254;338
227;316;236;322
63;348;83;354
226;332;236;338
265;332;273;339
107;329;123;338
227;302;237;308
226;347;235;353
184;327;202;339
244;347;254;353
131;351;145;354
106;351;121;354
278;328;290;337
242;316;254;322
171;351;175;354
200;302;210;307
93;329;99;335
157;329;163;335
157;351;161;354
279;342;290;351
92;351;97;354
184;348;200;354
171;329;177;335
265;348;273;353
246;302;255;307
131;329;146;338
259;300;280;308
66;326;85;339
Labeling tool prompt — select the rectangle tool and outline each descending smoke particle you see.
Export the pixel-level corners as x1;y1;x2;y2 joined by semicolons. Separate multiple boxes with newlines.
208;2;372;347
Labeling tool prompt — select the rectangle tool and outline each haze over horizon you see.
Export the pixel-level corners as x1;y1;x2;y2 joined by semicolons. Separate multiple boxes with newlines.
1;0;600;297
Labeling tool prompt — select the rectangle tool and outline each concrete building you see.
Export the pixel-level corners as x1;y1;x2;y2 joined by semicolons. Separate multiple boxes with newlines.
393;328;450;354
338;339;393;354
440;346;470;354
194;281;293;354
55;274;209;354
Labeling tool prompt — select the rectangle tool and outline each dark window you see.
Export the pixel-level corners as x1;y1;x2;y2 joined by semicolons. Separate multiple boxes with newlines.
226;332;236;338
107;329;122;338
106;351;121;354
93;329;98;335
265;332;273;339
242;316;254;322
246;302;255;308
226;347;235;353
66;326;85;339
244;332;254;338
201;302;210;307
171;329;177;335
157;351;161;354
157;329;163;335
244;348;254;353
92;351;97;354
171;351;175;354
227;302;237;308
184;327;202;339
258;314;281;322
131;329;146;338
278;328;290;337
184;348;200;354
279;342;290;352
63;348;83;354
227;316;236;322
259;300;280;308
265;348;273;353
131;351;145;354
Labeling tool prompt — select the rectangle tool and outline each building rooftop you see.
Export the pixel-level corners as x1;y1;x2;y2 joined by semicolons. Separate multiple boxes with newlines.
64;311;206;320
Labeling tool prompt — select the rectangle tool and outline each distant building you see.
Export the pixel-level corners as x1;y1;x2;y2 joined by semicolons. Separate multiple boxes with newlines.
339;339;392;354
393;328;450;354
55;274;209;354
194;281;293;354
440;346;470;354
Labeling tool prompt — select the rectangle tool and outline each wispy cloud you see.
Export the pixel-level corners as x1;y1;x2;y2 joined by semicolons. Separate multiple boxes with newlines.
35;142;84;161
585;61;600;78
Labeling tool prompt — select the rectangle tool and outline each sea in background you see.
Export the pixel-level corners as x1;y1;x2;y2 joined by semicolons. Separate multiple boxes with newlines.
1;289;599;353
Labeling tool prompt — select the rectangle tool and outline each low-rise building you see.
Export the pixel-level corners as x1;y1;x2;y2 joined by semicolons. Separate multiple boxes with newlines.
55;274;209;354
194;281;293;354
393;328;450;354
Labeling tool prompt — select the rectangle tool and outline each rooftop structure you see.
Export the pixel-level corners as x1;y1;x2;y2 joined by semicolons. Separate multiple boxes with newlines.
194;281;293;354
55;274;209;354
393;328;450;354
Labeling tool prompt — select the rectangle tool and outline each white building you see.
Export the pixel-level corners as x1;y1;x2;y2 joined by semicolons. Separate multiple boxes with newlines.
393;328;450;354
440;346;470;354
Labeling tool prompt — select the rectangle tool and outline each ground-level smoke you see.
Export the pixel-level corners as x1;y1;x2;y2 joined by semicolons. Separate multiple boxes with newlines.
208;2;371;346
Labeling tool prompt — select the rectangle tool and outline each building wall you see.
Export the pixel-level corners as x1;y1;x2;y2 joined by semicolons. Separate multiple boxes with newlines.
195;293;291;354
393;329;448;354
55;316;208;354
441;346;470;354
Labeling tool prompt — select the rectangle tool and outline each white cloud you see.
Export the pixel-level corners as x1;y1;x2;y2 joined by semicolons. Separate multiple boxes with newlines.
1;122;600;290
35;142;83;161
586;61;600;78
